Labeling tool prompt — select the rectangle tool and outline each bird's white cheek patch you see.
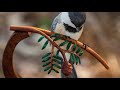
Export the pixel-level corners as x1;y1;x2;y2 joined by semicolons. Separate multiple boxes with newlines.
61;12;76;28
54;23;65;34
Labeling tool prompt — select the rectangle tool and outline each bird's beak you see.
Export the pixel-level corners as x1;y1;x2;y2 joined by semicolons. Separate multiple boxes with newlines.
76;27;80;32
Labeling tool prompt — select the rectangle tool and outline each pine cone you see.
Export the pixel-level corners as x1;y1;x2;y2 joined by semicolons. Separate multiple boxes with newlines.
61;61;73;76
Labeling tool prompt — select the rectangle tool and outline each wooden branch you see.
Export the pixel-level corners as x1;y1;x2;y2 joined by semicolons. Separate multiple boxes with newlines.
2;31;29;78
2;25;110;78
10;25;109;69
51;45;54;69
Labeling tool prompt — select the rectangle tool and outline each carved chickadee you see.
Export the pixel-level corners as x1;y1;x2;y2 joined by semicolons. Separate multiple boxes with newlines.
51;12;86;78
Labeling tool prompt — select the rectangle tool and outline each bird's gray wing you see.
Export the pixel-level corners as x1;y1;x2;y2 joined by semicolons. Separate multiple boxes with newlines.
50;13;61;32
61;59;78;78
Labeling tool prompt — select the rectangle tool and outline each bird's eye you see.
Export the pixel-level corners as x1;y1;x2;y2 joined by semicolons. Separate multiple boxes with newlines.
63;23;77;33
64;23;75;30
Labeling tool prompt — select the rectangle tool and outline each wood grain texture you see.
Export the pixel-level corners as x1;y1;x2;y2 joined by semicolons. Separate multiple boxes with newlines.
2;31;29;78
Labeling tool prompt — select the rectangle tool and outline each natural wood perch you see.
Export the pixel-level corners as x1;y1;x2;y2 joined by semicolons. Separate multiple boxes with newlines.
2;25;109;78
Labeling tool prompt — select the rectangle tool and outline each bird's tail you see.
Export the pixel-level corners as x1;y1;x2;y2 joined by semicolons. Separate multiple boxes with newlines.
61;60;78;78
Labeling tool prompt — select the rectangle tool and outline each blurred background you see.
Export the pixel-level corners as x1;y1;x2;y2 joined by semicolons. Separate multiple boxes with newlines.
0;12;120;78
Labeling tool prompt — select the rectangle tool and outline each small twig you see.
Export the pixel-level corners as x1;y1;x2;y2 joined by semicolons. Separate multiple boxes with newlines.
10;25;109;69
61;49;80;59
51;45;54;69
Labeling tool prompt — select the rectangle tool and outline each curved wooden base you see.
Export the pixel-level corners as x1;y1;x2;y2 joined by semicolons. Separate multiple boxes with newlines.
2;31;29;78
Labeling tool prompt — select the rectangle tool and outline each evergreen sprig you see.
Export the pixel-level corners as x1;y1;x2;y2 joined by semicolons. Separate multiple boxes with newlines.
41;52;63;74
38;34;84;75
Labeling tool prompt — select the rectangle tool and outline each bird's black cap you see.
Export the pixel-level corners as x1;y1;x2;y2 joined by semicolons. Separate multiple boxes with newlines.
68;12;86;27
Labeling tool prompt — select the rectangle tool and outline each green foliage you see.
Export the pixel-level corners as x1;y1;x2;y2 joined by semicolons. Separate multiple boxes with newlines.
76;47;81;53
53;64;61;69
59;40;68;46
53;59;62;64
41;52;63;74
38;36;49;50
48;69;52;74
70;53;81;65
75;55;80;65
70;53;75;64
66;41;72;50
38;36;44;42
72;44;77;51
42;57;51;62
44;66;51;71
42;40;49;50
50;33;61;38
79;51;84;56
56;50;60;56
42;53;51;59
52;68;59;73
42;62;51;67
70;44;83;65
38;33;84;75
53;37;61;41
53;55;63;61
